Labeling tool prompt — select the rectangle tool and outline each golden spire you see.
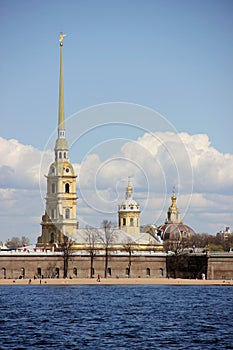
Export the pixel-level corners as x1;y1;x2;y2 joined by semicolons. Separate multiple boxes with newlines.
171;186;177;205
126;176;133;200
55;33;68;158
58;32;66;134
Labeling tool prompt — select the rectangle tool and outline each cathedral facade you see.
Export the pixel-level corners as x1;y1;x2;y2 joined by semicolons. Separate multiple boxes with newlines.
36;35;197;252
36;35;164;253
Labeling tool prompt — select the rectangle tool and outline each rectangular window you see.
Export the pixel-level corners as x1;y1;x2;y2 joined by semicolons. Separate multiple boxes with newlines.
51;209;56;219
65;208;70;219
52;183;56;193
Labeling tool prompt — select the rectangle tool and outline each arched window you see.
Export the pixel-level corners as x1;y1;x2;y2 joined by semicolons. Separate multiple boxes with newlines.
59;152;62;159
64;152;66;159
130;218;134;226
50;232;55;243
65;208;70;219
73;267;77;277
20;267;25;278
65;183;70;193
2;267;6;279
123;218;126;226
146;268;150;277
55;267;59;278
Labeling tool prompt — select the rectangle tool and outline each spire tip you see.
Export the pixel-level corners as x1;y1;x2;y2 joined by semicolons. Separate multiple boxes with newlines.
59;32;67;46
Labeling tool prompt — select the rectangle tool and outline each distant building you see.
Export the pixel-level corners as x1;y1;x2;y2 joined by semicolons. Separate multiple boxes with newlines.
144;192;196;241
216;227;232;240
158;192;196;241
0;243;9;252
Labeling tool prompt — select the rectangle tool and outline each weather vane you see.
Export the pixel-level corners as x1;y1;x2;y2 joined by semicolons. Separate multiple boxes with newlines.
59;32;67;46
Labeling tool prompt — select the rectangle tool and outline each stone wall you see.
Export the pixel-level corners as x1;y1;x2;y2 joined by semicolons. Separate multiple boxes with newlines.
166;255;208;279
0;253;167;280
207;253;233;280
1;252;233;280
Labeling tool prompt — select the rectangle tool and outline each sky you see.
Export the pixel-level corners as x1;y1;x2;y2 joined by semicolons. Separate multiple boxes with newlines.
0;0;233;242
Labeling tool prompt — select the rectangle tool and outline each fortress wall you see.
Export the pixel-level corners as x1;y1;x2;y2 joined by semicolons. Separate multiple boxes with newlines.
0;254;166;280
1;253;232;280
207;254;233;280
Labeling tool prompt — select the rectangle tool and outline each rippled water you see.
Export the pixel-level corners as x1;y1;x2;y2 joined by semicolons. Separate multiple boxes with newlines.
0;285;232;349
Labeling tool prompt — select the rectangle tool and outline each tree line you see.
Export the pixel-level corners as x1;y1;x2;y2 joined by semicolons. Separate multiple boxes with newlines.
163;232;233;254
6;236;30;248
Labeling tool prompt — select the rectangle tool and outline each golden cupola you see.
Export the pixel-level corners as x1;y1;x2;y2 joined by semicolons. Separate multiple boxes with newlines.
118;178;141;234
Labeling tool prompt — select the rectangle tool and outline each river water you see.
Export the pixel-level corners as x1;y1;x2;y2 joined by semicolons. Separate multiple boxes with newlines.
0;285;232;349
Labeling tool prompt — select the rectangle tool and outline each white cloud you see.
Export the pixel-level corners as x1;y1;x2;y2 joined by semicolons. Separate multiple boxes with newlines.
0;131;232;241
179;133;233;193
77;131;233;232
0;137;53;189
0;188;44;242
0;138;52;242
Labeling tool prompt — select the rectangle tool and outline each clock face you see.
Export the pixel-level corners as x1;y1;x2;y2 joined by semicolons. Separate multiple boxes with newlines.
66;167;70;173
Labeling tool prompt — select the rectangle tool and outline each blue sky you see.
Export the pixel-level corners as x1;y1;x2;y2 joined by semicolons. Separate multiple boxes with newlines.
1;0;233;152
0;0;233;241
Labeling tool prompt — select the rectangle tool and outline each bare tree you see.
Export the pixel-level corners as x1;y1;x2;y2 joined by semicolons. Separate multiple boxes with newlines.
84;226;98;278
98;220;116;278
163;240;182;254
182;233;233;252
60;234;74;278
7;236;30;249
45;262;56;278
123;238;134;278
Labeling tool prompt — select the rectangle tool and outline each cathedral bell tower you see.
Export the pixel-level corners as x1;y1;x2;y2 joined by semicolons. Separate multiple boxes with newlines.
118;178;141;234
37;34;78;248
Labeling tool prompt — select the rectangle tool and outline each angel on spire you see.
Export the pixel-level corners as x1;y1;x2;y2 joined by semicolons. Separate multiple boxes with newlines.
59;32;67;43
